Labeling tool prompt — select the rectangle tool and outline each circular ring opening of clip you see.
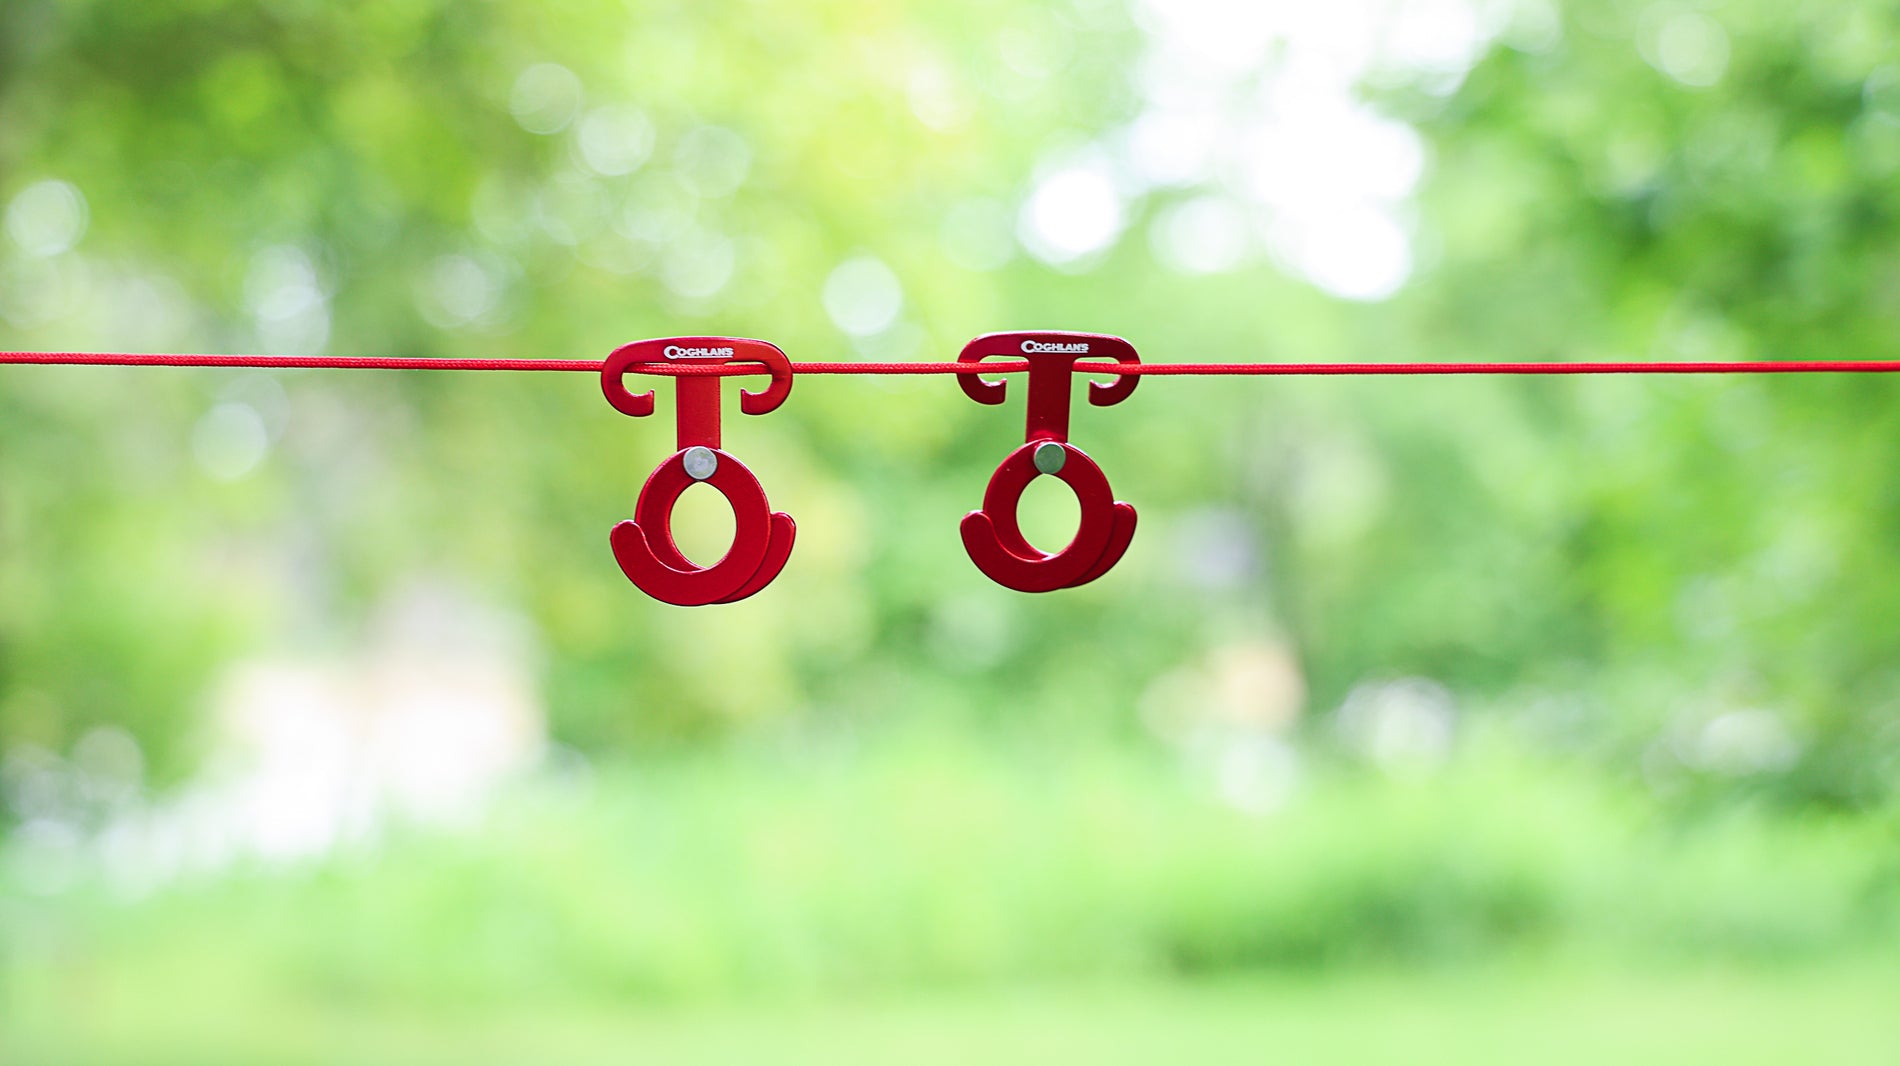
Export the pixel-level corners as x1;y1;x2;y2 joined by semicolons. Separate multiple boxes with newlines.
611;447;779;605
980;442;1116;564
667;482;740;566
633;448;769;574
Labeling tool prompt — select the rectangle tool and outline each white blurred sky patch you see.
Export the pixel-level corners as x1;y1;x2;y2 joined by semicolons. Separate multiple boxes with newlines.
1016;0;1513;299
1017;152;1129;267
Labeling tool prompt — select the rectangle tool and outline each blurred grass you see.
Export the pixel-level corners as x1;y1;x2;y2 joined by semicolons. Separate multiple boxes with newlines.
11;966;1900;1066
6;732;1899;1061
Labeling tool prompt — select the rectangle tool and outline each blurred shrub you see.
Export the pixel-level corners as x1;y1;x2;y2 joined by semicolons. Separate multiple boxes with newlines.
8;734;1897;1012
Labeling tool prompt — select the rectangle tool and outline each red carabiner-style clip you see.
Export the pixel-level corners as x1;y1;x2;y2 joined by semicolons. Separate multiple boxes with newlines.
957;331;1140;593
602;337;796;606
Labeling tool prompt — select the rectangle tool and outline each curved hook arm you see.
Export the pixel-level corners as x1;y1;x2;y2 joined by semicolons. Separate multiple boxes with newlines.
602;342;660;418
732;341;794;415
1078;334;1140;408
956;337;1016;406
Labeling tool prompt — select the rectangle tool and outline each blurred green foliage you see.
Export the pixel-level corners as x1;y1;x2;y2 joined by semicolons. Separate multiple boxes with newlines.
4;0;1896;800
0;0;1157;772
3;0;1896;807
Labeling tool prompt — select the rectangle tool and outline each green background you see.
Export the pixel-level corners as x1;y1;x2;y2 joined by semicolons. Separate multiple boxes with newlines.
3;0;1899;1060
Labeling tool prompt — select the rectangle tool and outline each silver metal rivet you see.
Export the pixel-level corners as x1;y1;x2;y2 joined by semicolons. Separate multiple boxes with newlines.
683;446;718;480
1033;442;1067;475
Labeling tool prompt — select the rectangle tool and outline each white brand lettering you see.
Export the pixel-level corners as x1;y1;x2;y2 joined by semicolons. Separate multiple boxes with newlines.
1020;340;1090;354
664;345;736;359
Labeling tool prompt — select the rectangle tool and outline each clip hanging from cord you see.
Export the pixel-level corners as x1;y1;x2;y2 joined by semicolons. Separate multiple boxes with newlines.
956;331;1140;593
601;337;796;606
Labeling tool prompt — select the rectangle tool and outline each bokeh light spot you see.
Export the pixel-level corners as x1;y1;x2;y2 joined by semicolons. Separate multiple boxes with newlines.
5;179;88;258
1018;160;1126;266
576;105;655;176
1640;9;1730;88
674;126;752;198
510;63;584;135
193;402;269;482
1151;196;1253;275
939;198;1016;272
822;254;904;336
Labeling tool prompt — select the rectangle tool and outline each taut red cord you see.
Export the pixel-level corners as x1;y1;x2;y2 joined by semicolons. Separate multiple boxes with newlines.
7;350;1900;376
11;335;1900;607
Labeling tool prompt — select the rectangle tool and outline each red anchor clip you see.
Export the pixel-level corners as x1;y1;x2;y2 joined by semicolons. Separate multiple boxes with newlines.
957;331;1140;593
602;337;796;606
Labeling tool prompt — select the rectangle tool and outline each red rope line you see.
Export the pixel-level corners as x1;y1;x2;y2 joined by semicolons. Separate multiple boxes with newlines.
6;351;1900;376
0;351;602;372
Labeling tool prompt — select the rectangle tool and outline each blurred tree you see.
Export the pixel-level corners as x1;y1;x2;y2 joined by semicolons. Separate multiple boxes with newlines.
1383;0;1900;806
0;0;1897;812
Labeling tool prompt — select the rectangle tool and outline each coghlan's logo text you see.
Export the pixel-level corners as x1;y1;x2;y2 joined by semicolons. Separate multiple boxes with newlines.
663;345;736;359
1020;339;1090;354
